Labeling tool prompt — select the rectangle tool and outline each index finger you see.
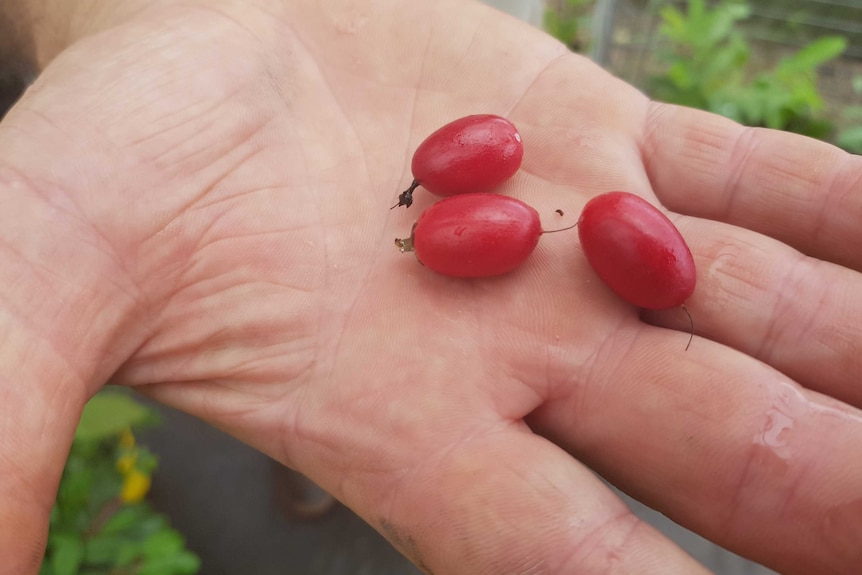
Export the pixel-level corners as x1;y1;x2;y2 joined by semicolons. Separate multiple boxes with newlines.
641;103;862;271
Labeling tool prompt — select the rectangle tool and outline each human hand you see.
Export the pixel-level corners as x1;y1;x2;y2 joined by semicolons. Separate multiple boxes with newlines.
2;1;860;574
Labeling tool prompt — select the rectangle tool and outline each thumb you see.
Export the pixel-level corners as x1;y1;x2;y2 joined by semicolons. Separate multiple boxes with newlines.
0;347;88;575
0;90;143;575
0;1;180;571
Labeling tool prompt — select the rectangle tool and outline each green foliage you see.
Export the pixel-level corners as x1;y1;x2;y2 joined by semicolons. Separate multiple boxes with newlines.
42;391;200;575
649;0;750;110
836;76;862;155
739;0;862;55
75;393;158;442
544;0;594;51
648;0;847;140
837;123;862;154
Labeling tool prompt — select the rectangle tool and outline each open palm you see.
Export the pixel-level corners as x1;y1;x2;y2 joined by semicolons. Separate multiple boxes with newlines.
3;1;861;574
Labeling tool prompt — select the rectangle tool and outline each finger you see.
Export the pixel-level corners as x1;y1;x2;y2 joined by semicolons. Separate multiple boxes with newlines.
640;103;862;271
0;112;147;575
643;214;862;408
149;376;714;575
0;321;92;575
0;364;84;575
138;307;709;575
529;328;862;575
354;425;714;575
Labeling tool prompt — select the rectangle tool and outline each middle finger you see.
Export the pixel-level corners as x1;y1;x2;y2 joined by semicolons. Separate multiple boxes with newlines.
527;327;862;575
645;214;862;409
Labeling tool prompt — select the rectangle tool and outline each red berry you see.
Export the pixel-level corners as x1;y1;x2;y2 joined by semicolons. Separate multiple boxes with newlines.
578;192;696;310
395;193;541;278
393;115;524;208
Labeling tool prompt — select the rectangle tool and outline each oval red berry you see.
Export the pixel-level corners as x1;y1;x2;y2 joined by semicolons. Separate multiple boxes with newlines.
396;193;541;278
394;115;523;208
578;192;696;310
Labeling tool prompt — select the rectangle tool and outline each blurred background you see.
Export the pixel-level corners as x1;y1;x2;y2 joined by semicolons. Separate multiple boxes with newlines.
13;1;859;574
542;0;862;152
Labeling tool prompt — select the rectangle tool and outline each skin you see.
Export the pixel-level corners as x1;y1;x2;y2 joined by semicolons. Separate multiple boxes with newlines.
1;0;861;573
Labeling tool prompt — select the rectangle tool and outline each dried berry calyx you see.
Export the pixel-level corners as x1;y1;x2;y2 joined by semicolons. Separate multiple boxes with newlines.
395;223;417;253
391;180;421;209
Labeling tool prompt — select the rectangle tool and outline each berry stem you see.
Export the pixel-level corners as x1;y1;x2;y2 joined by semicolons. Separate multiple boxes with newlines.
541;221;579;234
681;304;694;351
391;179;421;209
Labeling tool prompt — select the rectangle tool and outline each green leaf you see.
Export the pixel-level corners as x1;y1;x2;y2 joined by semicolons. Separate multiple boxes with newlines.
688;0;706;21
134;447;160;474
116;541;144;567
544;10;562;40
129;512;169;539
789;116;834;140
138;552;201;575
838;125;862;154
778;36;846;75
723;2;752;22
142;529;185;559
75;392;154;442
57;454;95;517
50;534;85;575
83;534;124;564
722;83;765;126
667;61;693;89
658;6;687;42
173;551;202;574
88;472;124;511
710;99;743;124
704;5;745;45
701;38;748;87
101;505;149;535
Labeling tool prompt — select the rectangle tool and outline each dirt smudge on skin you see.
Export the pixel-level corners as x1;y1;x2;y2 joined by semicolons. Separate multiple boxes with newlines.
379;518;434;575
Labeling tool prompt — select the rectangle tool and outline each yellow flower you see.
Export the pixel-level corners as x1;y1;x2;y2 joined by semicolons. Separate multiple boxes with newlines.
120;468;152;503
115;453;137;474
119;428;136;450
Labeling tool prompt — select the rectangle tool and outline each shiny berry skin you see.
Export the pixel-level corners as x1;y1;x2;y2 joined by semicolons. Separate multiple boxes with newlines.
578;192;696;310
395;193;541;278
393;115;523;208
